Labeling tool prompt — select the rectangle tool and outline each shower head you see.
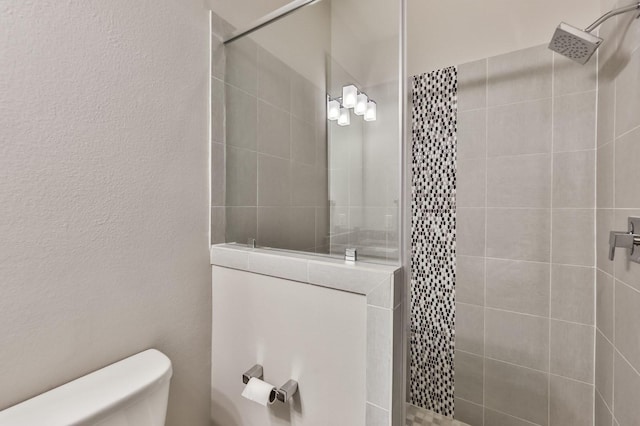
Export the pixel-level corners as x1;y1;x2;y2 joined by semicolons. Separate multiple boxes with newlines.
549;2;640;64
548;22;603;64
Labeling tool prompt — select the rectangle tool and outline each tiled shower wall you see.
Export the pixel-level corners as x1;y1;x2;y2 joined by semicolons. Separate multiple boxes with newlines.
210;13;329;252
594;7;640;426
454;45;597;426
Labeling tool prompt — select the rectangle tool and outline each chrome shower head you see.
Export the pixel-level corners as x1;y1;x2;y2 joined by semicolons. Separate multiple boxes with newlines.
548;22;603;64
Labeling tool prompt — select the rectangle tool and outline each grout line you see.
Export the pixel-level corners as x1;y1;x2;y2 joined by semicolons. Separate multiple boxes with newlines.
458;347;597;388
596;387;614;416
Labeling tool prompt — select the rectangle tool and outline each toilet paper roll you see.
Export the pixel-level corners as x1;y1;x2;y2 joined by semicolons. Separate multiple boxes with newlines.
241;377;277;406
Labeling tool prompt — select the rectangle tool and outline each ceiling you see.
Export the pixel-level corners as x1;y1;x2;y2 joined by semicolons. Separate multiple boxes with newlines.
207;0;601;75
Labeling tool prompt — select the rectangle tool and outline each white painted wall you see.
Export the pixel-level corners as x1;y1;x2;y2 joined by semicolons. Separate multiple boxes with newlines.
211;267;367;426
0;1;211;425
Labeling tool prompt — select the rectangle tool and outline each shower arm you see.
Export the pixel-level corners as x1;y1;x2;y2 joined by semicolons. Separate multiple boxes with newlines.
584;1;640;33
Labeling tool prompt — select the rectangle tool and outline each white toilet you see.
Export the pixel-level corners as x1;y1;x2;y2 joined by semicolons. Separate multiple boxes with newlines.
0;349;172;426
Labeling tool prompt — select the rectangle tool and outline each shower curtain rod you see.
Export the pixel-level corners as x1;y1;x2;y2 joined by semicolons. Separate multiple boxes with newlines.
223;0;319;44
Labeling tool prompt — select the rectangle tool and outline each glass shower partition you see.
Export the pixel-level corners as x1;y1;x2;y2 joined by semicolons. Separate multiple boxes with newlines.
222;0;403;266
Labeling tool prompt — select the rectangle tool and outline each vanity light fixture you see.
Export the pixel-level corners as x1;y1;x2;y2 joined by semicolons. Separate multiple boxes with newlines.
354;93;368;116
364;100;377;122
337;107;351;126
327;99;341;120
342;85;358;109
327;85;376;125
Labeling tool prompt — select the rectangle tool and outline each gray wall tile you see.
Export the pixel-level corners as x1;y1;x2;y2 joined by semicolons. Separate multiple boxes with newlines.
551;209;595;266
485;308;549;371
225;37;257;95
291;163;318;207
456;302;485;355
615;281;640;373
454;398;484;426
484;359;549;425
226;84;257;150
486;259;550;316
615;49;640;137
595;329;614;408
614;126;640;208
457;255;485;306
288;207;316;251
458;158;486;208
553;91;597;153
483;408;540;426
366;403;390;426
226;146;257;206
290;72;316;124
596;269;615;341
549;375;594;426
595;391;613;426
257;207;290;248
614;352;640;426
455;350;484;404
553;52;597;96
597;142;614;208
367;306;392;409
487;154;551;208
257;47;290;112
212;78;225;143
225;207;256;244
549;320;594;383
291;117;316;166
596;209;614;274
597;78;615;146
553;150;595;208
487;99;552;157
257;101;290;158
458;208;486;257
257;154;291;207
488;45;552;106
458;109;487;160
550;265;594;325
458;59;487;111
487;208;551;262
211;207;225;244
211;142;225;207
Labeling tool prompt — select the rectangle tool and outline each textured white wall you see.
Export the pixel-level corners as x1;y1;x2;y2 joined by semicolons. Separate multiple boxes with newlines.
0;1;211;424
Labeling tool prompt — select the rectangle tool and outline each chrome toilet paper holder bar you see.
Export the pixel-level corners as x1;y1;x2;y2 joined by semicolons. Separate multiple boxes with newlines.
242;364;298;403
242;364;264;384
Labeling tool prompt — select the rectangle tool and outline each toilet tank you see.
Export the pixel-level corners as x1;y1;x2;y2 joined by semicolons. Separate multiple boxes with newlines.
0;349;172;426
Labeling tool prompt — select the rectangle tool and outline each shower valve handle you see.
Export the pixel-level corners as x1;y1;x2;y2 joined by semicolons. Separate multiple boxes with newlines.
609;231;640;260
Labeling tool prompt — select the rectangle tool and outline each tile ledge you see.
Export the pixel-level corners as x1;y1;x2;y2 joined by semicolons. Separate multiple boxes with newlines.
210;243;400;296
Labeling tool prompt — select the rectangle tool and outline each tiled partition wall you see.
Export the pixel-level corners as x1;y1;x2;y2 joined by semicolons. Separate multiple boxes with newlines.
210;13;329;252
594;7;640;426
455;45;597;426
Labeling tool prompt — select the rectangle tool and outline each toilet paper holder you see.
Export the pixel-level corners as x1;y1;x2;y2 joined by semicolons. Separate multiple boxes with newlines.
242;364;298;403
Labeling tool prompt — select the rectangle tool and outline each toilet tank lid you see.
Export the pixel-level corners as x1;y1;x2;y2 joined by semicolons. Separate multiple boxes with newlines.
0;349;172;426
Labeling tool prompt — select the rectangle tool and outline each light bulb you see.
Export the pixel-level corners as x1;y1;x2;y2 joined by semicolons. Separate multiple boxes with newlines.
364;100;377;122
327;99;340;120
342;85;357;109
354;93;368;116
337;107;350;126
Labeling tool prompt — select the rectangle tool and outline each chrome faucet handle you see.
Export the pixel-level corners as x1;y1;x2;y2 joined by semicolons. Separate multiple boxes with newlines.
609;230;640;260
